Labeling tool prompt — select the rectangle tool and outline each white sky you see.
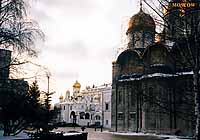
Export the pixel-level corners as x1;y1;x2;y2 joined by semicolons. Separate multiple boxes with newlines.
26;0;143;103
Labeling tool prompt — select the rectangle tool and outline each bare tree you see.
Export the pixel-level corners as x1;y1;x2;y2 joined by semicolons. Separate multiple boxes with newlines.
0;0;44;79
0;0;44;56
143;0;200;139
0;0;45;137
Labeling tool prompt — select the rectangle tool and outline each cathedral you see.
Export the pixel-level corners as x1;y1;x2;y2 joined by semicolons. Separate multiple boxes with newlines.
56;81;112;128
111;1;196;135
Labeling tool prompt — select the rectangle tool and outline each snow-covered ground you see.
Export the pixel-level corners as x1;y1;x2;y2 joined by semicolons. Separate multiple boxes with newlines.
100;131;194;140
0;129;195;140
106;131;194;140
0;130;29;140
0;130;84;140
56;127;194;140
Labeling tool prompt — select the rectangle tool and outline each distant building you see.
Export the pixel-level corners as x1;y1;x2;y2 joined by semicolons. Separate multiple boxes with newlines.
55;81;112;128
0;49;11;79
0;49;29;106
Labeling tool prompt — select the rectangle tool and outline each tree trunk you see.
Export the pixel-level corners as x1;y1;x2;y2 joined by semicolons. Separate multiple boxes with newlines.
173;87;177;129
136;90;139;133
3;121;11;136
193;9;200;138
194;69;200;140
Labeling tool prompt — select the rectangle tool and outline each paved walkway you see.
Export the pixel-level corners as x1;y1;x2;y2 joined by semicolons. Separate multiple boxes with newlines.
55;127;162;140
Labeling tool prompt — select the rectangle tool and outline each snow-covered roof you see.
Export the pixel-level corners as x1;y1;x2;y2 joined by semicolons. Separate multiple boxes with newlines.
118;71;194;82
177;71;193;75
150;64;167;67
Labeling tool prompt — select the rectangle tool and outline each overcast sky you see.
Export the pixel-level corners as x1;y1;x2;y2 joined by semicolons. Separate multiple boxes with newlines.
27;0;142;103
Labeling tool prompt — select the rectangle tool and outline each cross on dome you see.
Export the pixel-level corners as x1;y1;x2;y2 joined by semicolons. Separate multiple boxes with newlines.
140;0;143;11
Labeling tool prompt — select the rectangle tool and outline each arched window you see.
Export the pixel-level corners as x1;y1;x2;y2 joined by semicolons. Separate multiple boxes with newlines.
70;111;75;119
131;91;135;106
80;112;85;119
118;91;122;104
149;87;154;106
95;115;101;120
85;113;90;119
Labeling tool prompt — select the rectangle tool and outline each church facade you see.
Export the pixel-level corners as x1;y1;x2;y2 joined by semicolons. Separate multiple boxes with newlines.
111;2;195;135
56;81;112;128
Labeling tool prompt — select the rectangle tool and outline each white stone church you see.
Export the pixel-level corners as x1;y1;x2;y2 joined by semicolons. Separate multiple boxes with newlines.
55;81;112;128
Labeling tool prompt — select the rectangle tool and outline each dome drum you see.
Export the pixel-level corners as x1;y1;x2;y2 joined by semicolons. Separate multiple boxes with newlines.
126;10;155;34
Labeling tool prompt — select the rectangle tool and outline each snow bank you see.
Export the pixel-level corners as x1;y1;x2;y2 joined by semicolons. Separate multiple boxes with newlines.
104;131;193;140
0;130;29;140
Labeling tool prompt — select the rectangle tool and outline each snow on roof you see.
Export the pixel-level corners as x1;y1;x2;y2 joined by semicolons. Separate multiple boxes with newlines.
118;73;177;82
177;71;193;75
150;64;167;67
144;73;176;78
118;71;195;82
63;132;82;136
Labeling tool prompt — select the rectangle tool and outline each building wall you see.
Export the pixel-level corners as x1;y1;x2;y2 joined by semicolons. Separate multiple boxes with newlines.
112;73;194;135
0;49;11;79
111;4;195;135
102;86;112;128
57;83;112;128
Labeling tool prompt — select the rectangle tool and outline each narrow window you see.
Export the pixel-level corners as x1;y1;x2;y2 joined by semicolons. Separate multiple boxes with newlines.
118;91;122;103
85;113;90;119
130;112;136;120
105;103;109;111
95;115;101;120
149;87;154;106
80;112;85;119
106;120;109;125
118;113;123;120
131;92;135;106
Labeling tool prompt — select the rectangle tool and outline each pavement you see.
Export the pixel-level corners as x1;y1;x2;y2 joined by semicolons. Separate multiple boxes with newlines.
54;127;163;140
0;130;29;140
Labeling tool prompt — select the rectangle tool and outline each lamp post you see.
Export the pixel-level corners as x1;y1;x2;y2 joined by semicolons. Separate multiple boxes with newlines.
47;75;49;94
101;91;104;128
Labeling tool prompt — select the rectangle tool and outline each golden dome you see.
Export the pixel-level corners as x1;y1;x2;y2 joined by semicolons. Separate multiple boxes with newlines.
59;95;64;100
73;80;81;88
66;90;70;94
126;9;155;34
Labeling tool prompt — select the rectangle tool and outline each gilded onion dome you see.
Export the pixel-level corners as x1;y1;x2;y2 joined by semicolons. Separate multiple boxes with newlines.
126;9;155;34
73;80;81;88
66;90;70;95
59;95;64;100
